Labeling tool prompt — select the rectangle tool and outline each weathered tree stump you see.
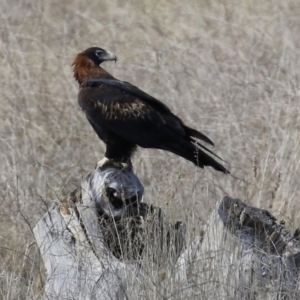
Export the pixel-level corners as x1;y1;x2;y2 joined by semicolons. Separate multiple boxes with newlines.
33;166;185;299
34;167;300;299
180;196;300;299
34;166;145;299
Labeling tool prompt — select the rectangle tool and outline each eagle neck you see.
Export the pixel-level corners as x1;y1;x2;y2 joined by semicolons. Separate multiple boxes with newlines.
73;54;114;84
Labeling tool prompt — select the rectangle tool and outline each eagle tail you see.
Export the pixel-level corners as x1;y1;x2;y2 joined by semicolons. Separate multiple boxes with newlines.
183;125;214;146
161;140;229;174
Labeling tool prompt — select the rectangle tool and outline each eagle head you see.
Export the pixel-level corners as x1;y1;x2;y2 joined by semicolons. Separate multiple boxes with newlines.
73;47;117;83
82;47;117;65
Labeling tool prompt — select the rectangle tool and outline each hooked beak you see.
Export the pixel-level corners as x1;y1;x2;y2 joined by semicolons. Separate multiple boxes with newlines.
103;51;117;63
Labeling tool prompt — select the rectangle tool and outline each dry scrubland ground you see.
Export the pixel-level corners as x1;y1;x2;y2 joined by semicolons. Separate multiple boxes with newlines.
1;0;300;298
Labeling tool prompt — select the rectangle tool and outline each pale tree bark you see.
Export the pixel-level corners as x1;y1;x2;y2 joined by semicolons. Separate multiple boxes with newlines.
34;166;300;299
34;166;145;299
179;196;300;299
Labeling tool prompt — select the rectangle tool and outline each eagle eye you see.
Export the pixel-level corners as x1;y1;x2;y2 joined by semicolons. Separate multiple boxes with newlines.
95;49;104;57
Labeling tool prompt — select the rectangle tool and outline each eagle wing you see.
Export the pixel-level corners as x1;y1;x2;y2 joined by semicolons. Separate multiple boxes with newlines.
79;78;214;147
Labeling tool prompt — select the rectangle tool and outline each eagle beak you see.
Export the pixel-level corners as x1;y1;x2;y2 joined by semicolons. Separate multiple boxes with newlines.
103;51;117;63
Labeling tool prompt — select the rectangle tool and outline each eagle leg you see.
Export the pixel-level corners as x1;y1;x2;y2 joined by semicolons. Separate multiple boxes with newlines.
96;157;130;170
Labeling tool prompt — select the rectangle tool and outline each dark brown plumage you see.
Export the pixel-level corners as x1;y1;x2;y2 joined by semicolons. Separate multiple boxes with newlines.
73;47;229;173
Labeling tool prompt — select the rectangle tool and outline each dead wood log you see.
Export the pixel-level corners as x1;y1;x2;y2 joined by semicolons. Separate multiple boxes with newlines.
33;166;185;299
34;166;146;299
34;165;300;299
180;196;300;299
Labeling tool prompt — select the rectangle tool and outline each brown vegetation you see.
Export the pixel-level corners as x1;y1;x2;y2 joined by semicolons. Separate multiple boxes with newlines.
1;0;300;298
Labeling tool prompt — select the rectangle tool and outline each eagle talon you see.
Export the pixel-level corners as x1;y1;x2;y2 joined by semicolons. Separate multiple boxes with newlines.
96;158;129;170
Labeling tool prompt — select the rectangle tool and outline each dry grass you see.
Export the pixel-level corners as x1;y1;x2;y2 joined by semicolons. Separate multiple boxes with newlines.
1;0;300;298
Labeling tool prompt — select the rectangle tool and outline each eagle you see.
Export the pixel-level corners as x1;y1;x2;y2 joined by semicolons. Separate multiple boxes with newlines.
73;47;229;173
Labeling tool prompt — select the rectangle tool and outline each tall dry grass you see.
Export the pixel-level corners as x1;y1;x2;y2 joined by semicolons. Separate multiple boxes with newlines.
1;0;300;298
